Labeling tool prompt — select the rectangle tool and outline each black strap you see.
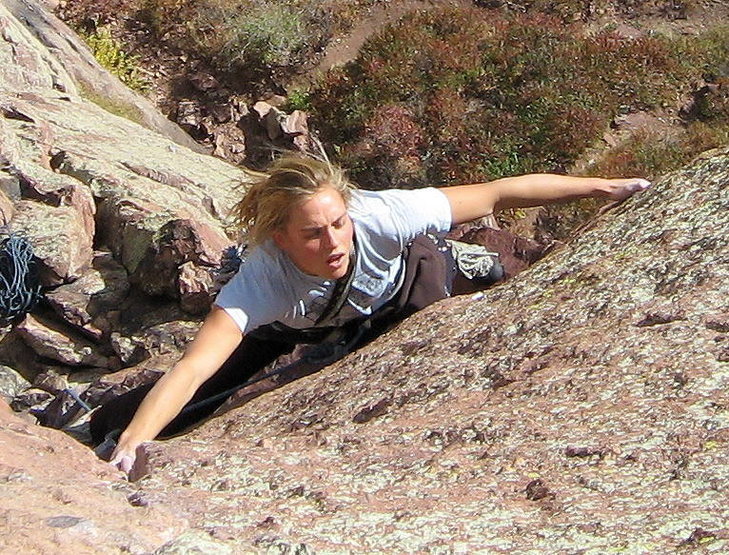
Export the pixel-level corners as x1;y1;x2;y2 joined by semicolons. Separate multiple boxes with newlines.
249;238;358;344
314;244;357;325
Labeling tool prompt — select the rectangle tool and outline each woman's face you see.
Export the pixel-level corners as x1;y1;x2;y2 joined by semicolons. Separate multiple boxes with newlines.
273;187;354;280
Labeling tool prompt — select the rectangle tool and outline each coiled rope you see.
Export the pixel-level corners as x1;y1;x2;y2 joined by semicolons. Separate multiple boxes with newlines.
0;228;43;324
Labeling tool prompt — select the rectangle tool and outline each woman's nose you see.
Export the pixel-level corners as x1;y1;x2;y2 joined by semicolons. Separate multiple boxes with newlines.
322;226;337;248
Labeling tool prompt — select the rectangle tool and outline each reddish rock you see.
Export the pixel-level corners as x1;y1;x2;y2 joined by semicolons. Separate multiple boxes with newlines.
16;314;110;368
282;110;312;152
45;251;129;341
82;355;173;408
252;100;274;119
132;147;729;552
178;261;215;315
130;218;229;304
95;195;168;276
0;187;14;222
0;410;185;553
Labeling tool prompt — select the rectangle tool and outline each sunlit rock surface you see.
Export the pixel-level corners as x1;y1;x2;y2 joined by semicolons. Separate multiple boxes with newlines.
0;0;727;550
134;147;729;551
0;411;185;553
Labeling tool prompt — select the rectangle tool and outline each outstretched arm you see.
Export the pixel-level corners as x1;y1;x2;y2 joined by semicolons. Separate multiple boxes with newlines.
110;306;243;475
442;174;650;225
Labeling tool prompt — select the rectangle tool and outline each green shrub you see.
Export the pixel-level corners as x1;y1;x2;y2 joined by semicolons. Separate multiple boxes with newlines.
309;7;697;190
135;0;381;82
194;2;305;71
83;26;150;92
283;88;313;112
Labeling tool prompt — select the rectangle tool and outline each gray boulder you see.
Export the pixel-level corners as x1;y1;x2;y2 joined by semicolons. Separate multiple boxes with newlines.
1;0;204;152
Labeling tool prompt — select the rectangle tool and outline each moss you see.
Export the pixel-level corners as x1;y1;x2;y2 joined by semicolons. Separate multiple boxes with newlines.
81;26;150;93
77;82;145;126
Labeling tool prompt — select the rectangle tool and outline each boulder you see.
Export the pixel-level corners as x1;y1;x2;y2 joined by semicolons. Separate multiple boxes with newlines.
45;251;130;341
16;314;110;368
130;218;229;311
130;147;729;551
0;2;76;93
0;364;30;402
9;200;93;286
16;163;96;239
0;0;204;152
0;410;185;553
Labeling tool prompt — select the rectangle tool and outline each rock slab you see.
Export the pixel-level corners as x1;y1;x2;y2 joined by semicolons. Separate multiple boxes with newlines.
135;147;729;552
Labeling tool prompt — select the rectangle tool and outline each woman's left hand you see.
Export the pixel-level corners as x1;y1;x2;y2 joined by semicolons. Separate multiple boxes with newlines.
601;178;651;201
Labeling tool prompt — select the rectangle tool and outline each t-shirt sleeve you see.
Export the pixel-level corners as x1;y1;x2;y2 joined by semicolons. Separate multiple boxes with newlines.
213;250;288;334
353;187;452;250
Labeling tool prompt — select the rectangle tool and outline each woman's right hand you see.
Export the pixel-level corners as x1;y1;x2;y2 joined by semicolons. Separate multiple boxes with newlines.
110;440;142;477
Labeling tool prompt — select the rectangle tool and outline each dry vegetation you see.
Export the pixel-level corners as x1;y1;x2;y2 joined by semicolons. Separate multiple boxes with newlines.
59;0;729;236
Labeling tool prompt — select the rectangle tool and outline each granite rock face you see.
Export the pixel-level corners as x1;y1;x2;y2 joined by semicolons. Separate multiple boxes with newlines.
132;147;729;552
1;0;204;152
0;410;185;554
0;0;252;398
0;0;727;551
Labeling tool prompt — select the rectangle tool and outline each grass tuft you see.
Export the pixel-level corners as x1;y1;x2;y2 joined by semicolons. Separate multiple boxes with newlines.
83;25;150;92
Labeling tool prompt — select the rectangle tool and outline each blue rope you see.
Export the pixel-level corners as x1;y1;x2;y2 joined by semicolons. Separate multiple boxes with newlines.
0;230;43;324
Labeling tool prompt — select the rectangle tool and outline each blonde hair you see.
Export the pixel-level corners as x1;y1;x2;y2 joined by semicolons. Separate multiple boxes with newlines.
233;155;356;245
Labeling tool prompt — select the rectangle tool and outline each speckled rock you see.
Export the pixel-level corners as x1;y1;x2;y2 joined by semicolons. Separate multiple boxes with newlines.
0;363;30;401
0;410;186;553
9;199;93;285
0;0;253;387
0;188;14;222
44;251;130;341
0;0;203;151
133;146;729;552
0;90;243;305
16;314;110;368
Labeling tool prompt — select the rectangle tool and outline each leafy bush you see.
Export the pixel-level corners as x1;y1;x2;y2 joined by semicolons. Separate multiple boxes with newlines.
309;7;698;190
83;25;149;92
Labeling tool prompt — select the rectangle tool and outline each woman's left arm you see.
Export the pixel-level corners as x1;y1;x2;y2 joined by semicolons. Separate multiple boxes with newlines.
442;174;650;226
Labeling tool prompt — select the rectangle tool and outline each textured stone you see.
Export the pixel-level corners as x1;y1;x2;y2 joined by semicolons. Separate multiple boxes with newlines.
9;200;93;286
0;2;76;93
130;218;229;311
45;251;130;341
16;314;110;368
131;147;729;552
16;163;96;239
177;261;216;315
0;187;14;223
0;410;185;553
0;364;30;401
0;0;204;152
81;355;172;408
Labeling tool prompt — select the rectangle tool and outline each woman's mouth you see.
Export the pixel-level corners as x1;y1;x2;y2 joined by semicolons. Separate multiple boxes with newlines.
327;253;344;267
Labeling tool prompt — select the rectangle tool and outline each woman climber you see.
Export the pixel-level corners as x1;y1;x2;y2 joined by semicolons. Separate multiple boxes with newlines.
90;154;650;476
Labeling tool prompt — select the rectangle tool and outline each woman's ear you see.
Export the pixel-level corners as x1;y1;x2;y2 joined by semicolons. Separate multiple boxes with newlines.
272;229;287;250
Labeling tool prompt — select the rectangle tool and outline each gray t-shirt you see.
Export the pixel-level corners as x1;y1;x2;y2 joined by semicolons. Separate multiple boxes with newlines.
215;187;452;334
